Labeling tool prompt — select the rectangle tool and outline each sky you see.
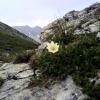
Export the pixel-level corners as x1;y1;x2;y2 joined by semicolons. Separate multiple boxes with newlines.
0;0;99;27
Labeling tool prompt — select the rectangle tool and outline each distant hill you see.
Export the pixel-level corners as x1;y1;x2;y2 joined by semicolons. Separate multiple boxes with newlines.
0;21;38;62
13;25;43;42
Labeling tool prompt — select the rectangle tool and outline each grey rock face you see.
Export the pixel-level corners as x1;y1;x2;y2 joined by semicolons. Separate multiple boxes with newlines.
0;63;34;100
88;21;100;32
64;10;79;21
0;63;85;100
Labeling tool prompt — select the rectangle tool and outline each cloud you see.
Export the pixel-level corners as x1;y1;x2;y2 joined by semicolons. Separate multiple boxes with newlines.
0;17;9;22
0;16;55;27
9;18;54;27
0;0;98;27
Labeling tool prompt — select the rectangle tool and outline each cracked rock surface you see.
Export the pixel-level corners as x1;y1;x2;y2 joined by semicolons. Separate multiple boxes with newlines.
0;63;34;100
0;63;85;100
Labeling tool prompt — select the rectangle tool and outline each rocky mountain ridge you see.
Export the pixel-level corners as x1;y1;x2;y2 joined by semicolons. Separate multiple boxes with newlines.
41;2;100;42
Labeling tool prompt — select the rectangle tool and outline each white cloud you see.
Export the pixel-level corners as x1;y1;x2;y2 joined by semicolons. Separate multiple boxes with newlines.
11;20;49;27
0;17;9;22
0;18;54;27
0;0;98;27
9;18;55;27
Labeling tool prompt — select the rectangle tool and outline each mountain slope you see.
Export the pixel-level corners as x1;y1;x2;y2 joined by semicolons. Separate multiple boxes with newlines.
0;21;38;62
13;25;43;42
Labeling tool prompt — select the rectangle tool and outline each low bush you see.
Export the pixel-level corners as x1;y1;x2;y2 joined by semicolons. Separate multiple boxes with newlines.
14;50;35;63
90;84;100;100
37;46;69;79
84;84;100;100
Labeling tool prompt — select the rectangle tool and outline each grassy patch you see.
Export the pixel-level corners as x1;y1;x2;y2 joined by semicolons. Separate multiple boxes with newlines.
14;50;35;63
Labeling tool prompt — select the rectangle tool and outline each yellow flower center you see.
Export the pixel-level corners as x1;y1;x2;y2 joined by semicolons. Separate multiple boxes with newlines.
51;47;55;51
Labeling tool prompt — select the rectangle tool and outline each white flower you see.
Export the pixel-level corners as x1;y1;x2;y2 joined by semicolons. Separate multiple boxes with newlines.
46;41;59;53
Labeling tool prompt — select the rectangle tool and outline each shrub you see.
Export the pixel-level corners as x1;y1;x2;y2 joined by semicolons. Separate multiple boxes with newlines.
84;84;100;100
90;84;100;100
36;46;71;79
14;50;35;63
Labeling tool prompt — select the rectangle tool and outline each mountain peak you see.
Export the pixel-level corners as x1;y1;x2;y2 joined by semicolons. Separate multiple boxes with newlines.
14;25;43;42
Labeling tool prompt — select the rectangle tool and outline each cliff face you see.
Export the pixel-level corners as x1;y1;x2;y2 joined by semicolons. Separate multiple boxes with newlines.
41;3;100;42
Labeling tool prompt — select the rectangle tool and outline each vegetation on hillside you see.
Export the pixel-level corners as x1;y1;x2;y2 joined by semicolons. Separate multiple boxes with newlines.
34;32;100;99
13;50;35;64
28;19;100;100
0;31;38;62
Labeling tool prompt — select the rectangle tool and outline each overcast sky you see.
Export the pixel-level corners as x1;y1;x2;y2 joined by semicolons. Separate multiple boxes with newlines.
0;0;99;27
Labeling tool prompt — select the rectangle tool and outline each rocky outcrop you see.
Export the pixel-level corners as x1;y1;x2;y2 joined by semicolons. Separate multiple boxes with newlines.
41;2;100;42
0;63;86;100
31;76;86;100
0;63;34;100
